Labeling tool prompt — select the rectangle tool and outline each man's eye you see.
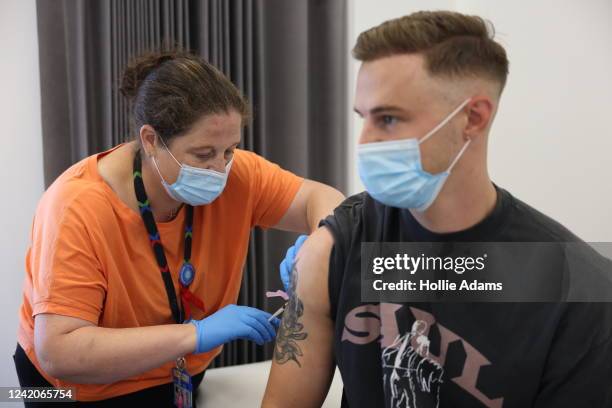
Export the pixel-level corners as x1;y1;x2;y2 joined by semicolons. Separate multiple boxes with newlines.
378;115;398;127
224;149;235;158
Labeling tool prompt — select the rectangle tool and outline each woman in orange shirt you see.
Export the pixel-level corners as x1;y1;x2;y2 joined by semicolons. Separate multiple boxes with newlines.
14;51;344;406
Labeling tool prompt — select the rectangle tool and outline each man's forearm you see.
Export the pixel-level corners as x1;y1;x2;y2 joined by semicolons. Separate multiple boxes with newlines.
46;323;196;384
306;185;344;232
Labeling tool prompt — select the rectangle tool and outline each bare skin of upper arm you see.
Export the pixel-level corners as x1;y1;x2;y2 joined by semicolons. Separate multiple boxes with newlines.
273;179;344;233
262;227;336;408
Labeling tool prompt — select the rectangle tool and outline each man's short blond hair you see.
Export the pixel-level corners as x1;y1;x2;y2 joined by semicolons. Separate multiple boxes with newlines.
353;11;509;92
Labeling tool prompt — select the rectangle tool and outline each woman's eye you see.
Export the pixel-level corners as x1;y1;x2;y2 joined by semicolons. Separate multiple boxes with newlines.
195;153;213;160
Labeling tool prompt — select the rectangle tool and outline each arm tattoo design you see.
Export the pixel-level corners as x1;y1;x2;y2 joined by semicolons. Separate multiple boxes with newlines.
274;263;308;367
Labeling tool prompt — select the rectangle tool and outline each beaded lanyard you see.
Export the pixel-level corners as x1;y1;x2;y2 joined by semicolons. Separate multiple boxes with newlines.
133;151;205;323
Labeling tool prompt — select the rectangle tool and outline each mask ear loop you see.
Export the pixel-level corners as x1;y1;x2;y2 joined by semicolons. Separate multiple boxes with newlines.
149;133;181;186
151;155;170;185
416;98;472;173
156;134;183;168
446;138;472;173
418;98;471;145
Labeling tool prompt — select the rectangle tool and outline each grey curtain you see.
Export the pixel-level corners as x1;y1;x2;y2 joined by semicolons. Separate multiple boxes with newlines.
36;0;347;367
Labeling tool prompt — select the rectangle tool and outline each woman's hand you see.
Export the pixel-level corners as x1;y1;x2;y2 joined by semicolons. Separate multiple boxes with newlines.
280;235;308;292
190;305;280;354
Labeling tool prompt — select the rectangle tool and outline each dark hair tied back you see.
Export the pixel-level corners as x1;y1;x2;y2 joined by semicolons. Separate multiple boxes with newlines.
119;49;250;143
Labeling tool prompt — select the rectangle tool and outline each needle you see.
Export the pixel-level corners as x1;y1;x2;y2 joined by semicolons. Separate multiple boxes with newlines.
268;302;287;322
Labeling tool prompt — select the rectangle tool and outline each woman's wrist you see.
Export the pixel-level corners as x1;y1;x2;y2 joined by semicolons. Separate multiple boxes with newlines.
178;322;198;355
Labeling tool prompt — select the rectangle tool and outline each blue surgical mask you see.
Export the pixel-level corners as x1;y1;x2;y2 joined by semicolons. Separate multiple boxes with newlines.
152;139;232;206
357;99;471;212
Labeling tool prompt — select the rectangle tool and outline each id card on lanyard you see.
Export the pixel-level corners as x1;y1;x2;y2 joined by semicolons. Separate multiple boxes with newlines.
173;357;193;408
133;151;206;407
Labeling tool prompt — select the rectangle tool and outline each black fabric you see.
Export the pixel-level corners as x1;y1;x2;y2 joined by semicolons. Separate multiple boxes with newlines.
13;343;205;406
321;186;612;408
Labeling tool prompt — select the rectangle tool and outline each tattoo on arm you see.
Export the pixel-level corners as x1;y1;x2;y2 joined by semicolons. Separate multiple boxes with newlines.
274;263;308;367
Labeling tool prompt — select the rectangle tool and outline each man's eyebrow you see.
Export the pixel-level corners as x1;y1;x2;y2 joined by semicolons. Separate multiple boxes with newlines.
353;105;406;116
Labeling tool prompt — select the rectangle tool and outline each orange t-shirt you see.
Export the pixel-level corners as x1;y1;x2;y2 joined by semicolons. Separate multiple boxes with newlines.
17;146;303;401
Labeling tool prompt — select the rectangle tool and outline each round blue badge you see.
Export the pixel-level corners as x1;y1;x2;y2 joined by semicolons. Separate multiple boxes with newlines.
179;263;195;286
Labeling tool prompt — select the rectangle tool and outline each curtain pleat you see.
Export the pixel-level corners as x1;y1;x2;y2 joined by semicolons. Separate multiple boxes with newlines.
36;0;347;368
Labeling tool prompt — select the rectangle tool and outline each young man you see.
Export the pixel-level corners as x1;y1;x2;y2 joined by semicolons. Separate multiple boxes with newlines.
262;10;612;408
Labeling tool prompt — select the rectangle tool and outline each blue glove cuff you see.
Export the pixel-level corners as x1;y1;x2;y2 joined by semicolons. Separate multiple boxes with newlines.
190;320;204;354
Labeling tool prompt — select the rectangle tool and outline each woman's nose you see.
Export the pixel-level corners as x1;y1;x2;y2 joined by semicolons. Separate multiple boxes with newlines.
206;155;228;173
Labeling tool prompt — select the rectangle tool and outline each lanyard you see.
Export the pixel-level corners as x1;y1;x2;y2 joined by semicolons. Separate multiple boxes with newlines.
133;151;205;323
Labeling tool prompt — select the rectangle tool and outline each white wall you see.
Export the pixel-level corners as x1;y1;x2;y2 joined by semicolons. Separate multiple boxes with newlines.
0;0;44;390
348;0;612;242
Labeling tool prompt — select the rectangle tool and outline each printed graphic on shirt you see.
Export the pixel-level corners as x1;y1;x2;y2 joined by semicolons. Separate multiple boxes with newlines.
342;303;504;408
382;320;444;408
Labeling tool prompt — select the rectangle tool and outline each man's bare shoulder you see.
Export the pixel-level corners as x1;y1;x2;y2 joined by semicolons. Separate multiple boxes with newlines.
294;226;335;315
297;226;335;271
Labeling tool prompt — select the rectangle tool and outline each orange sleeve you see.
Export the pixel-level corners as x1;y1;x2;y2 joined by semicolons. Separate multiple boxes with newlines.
247;152;304;229
30;202;107;325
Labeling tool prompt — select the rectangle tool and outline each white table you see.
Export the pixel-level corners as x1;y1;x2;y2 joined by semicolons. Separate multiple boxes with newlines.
198;360;343;407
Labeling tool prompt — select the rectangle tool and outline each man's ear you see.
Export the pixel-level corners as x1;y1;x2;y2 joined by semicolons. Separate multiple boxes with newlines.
139;125;158;157
464;96;494;140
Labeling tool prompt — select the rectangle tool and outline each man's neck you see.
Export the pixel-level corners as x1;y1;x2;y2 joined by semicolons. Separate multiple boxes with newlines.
410;172;497;234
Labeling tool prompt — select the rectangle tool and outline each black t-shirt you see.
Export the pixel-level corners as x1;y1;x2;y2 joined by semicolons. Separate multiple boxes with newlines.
321;186;612;408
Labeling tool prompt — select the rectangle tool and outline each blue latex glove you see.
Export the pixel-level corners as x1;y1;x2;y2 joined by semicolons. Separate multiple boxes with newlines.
280;235;309;292
190;305;280;354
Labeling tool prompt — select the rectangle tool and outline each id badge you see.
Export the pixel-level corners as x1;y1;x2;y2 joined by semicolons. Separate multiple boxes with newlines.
173;357;193;408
